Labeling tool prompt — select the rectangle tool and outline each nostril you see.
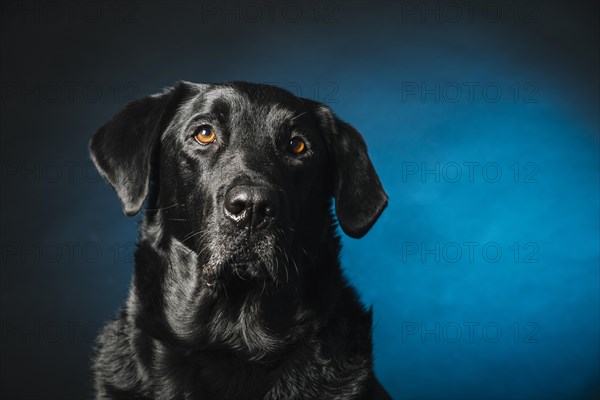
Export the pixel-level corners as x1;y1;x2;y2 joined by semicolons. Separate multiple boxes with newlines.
228;199;246;215
259;202;277;218
264;205;274;217
225;189;251;217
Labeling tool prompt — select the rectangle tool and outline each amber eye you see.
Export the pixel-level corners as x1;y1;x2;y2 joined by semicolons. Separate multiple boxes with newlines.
288;137;306;155
194;125;216;144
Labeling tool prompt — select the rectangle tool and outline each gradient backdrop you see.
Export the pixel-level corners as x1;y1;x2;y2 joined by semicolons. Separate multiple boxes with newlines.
1;1;598;399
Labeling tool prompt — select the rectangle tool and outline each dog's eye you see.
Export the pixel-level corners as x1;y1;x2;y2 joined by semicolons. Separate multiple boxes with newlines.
288;137;306;155
194;125;216;145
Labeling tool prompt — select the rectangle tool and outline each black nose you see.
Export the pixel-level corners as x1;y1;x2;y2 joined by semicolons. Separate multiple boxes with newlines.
224;185;279;230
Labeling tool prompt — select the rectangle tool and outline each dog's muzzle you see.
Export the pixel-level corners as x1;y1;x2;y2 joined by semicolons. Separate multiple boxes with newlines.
223;185;280;231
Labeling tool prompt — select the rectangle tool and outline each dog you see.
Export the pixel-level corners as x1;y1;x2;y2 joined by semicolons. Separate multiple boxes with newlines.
90;81;390;400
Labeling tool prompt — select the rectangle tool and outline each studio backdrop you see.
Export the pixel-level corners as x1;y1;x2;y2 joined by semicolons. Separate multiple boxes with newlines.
0;1;598;399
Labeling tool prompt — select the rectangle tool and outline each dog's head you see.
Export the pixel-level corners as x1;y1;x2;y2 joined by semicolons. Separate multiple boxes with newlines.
90;81;387;288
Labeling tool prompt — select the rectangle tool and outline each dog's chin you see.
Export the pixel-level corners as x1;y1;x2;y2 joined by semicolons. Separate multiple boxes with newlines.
201;258;277;290
201;236;288;289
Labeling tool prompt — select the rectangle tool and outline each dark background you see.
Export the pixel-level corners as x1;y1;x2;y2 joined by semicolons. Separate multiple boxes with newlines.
1;1;598;399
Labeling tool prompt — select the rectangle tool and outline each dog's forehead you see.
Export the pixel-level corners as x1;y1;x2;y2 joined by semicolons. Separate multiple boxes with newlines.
195;84;305;127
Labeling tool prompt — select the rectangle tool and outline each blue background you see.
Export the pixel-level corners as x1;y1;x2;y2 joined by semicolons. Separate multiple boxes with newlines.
1;1;598;399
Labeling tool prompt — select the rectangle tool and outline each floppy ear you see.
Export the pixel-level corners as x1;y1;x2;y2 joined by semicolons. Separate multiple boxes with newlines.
89;82;196;216
310;103;388;238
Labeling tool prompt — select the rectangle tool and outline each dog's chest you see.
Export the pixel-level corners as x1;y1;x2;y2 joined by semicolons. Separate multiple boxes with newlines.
154;348;277;399
148;340;369;400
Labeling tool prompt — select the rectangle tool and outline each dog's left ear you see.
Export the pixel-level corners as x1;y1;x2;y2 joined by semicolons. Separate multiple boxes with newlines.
90;81;197;216
309;102;388;238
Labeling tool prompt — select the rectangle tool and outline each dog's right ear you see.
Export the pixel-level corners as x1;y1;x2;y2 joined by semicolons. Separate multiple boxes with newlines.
89;81;198;216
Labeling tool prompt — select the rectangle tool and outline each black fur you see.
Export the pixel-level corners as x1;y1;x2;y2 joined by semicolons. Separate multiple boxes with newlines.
90;81;390;400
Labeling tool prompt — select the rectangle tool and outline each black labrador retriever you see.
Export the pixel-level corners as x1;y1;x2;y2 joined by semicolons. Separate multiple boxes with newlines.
90;81;390;400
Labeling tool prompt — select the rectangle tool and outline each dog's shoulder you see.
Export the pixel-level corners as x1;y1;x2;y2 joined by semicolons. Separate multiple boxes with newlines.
92;310;151;399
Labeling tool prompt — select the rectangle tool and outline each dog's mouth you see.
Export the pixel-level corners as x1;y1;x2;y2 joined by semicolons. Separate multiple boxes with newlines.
199;229;294;288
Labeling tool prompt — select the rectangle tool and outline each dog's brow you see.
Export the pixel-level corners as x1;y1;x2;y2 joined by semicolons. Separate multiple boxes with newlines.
188;113;220;124
265;106;299;127
291;112;307;122
202;87;248;111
